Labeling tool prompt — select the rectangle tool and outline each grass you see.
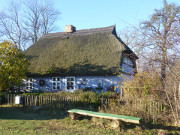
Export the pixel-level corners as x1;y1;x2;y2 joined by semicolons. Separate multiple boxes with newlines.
0;105;179;135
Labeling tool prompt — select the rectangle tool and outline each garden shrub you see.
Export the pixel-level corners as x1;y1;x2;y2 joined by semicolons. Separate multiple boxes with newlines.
99;99;167;125
97;71;170;125
22;93;42;96
100;91;118;98
107;85;115;92
80;91;100;104
73;89;83;96
123;71;162;99
0;93;3;104
82;87;95;92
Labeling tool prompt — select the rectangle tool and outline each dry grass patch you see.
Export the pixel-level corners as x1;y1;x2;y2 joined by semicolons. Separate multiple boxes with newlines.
0;105;179;135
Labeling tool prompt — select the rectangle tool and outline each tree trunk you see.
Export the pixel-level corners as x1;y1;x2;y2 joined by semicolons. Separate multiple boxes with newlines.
161;37;167;89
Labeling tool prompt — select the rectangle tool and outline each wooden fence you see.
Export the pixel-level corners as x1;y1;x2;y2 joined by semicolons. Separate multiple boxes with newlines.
1;94;166;123
1;94;103;111
2;94;81;108
2;94;165;110
0;85;168;124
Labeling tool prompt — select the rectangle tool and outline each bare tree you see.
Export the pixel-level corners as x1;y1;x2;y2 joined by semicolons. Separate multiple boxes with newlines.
40;0;60;34
0;1;27;50
141;0;180;88
119;27;148;71
23;0;42;44
23;0;60;43
165;60;180;126
120;1;180;125
0;0;60;49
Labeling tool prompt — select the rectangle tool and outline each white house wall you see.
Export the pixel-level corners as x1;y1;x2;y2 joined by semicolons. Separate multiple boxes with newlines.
121;63;134;75
75;76;123;92
23;75;129;93
23;63;134;93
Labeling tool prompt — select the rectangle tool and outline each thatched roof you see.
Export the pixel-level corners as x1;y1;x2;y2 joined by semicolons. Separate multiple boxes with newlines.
24;25;137;77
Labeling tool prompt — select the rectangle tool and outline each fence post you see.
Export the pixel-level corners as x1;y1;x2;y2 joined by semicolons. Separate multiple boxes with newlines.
178;82;180;102
120;87;123;100
11;94;14;106
8;94;10;104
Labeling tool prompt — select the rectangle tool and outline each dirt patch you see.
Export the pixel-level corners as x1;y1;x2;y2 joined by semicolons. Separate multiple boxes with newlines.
48;126;59;131
34;127;43;130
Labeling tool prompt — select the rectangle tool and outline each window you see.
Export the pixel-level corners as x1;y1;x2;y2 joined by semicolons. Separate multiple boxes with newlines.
52;77;61;90
98;80;103;87
24;78;33;90
96;80;103;91
123;56;133;66
122;56;135;75
81;78;86;85
66;77;75;91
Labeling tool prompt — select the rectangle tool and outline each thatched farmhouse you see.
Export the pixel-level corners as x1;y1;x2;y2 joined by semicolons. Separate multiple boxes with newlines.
23;25;138;92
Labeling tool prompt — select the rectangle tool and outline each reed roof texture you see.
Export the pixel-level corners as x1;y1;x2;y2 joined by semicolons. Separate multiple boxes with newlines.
24;25;136;77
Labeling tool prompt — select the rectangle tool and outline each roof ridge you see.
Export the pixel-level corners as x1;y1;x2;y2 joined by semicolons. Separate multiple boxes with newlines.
76;25;115;33
40;25;115;39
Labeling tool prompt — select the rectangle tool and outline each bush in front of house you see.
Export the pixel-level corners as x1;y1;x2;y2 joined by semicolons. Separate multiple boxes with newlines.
82;87;95;92
0;41;29;92
99;91;118;98
123;71;162;99
0;93;3;104
22;92;43;96
98;71;172;125
80;91;100;104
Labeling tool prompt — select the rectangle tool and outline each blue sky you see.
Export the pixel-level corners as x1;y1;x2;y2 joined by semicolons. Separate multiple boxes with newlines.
0;0;179;32
54;0;180;32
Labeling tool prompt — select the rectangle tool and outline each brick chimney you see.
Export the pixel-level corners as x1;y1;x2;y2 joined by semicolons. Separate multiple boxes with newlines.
65;25;76;33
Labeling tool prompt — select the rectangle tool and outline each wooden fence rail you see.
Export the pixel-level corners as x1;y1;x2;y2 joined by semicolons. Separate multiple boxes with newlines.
1;94;166;122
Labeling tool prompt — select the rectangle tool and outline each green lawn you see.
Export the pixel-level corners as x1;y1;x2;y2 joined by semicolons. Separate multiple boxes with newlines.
0;106;179;135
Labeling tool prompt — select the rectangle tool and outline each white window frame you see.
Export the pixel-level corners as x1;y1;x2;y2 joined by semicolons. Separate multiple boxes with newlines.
24;78;33;91
65;77;75;91
52;77;61;90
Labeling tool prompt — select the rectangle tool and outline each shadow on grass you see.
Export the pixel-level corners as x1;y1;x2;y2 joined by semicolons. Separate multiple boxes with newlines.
0;106;68;120
126;123;180;132
145;123;180;132
1;106;179;133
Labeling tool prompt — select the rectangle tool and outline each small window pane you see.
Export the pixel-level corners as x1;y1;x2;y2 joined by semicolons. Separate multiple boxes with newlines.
57;78;60;81
67;78;70;81
67;84;70;89
53;78;56;81
67;82;70;86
